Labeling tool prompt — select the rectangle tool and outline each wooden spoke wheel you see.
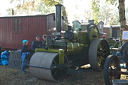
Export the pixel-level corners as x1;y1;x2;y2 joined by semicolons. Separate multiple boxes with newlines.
89;39;110;71
104;55;120;85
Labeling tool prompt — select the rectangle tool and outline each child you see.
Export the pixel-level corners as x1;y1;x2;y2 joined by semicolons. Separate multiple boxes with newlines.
21;40;30;73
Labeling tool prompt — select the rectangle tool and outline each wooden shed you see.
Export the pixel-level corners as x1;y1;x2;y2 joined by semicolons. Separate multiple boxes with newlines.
0;13;64;50
103;26;112;38
103;25;128;39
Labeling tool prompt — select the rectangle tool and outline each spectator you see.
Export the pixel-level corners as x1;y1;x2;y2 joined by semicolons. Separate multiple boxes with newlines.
21;40;30;73
31;35;42;52
42;34;46;48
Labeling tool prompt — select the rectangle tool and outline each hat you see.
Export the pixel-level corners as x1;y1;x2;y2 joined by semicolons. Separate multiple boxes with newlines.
35;35;40;38
22;40;28;44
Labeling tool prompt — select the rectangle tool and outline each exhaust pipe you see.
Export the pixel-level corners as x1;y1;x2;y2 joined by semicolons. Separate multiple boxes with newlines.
55;4;62;40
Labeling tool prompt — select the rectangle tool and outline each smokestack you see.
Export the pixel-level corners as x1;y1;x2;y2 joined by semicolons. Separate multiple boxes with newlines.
12;9;14;15
55;4;62;40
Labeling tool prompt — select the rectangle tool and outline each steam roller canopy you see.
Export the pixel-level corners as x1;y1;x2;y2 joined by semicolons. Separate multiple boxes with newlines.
29;52;69;82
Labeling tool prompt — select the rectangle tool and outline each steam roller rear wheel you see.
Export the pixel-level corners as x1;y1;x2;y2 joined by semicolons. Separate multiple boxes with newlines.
29;52;69;82
104;55;120;85
89;39;110;71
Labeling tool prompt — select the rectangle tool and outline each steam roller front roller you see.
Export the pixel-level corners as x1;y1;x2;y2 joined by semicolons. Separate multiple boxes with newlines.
29;52;69;82
89;39;110;71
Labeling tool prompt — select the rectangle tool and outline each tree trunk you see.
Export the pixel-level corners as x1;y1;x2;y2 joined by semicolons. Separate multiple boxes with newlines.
119;0;126;43
119;0;126;30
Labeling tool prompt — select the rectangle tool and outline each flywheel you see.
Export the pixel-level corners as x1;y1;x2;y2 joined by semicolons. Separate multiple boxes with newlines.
87;24;100;43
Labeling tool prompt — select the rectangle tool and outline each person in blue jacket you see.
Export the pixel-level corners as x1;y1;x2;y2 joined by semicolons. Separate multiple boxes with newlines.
21;40;30;73
31;35;42;53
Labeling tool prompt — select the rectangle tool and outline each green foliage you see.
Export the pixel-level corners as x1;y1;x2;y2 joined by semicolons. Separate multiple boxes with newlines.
91;0;100;24
8;0;62;15
106;0;117;5
7;0;68;22
41;0;60;6
91;0;120;25
99;3;119;25
6;8;12;15
36;1;55;14
8;0;36;14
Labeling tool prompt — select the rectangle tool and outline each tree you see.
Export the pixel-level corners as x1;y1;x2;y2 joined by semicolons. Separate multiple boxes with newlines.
91;0;126;30
8;0;61;15
105;0;126;42
36;1;55;14
91;0;100;24
118;0;126;30
8;0;69;23
99;3;119;25
8;0;37;15
106;0;126;30
91;0;119;25
125;8;128;23
40;0;60;6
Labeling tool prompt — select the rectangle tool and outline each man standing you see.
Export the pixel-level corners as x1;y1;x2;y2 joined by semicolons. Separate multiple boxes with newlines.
31;35;42;53
42;34;46;48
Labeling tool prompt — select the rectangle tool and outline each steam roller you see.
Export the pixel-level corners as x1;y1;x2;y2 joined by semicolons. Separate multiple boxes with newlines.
29;4;110;81
29;52;68;81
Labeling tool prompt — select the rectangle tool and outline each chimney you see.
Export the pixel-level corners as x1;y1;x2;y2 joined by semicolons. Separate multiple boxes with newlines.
12;9;14;15
55;4;62;40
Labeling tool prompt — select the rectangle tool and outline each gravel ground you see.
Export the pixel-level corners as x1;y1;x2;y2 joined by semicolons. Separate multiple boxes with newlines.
0;65;105;85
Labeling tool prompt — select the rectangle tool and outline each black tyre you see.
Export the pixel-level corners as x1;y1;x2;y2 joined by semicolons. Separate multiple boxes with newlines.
89;39;110;71
104;55;120;85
